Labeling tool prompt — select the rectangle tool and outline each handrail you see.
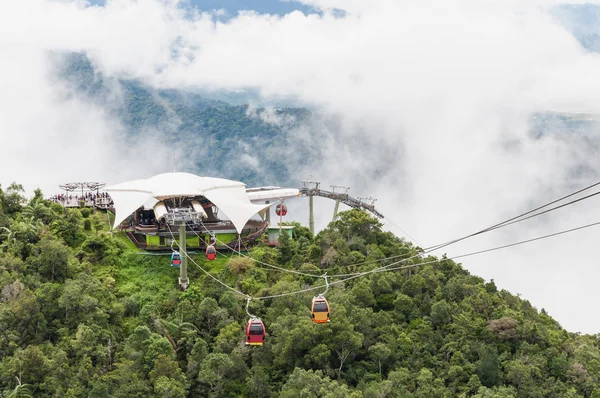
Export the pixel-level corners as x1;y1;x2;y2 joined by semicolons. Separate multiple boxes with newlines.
299;187;384;218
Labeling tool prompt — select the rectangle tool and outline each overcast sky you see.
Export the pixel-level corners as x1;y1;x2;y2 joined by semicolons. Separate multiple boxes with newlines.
2;0;600;333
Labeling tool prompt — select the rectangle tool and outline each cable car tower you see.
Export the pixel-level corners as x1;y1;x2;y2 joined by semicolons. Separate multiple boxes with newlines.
164;202;206;290
301;180;320;234
330;185;350;221
300;180;384;235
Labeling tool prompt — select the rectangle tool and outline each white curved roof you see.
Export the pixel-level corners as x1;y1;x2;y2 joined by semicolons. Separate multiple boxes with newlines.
247;188;300;202
106;172;271;233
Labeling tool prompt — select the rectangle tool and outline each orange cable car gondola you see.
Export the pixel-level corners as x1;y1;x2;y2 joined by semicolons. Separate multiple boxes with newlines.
275;203;287;216
311;275;330;324
206;245;217;261
245;317;266;346
311;295;330;324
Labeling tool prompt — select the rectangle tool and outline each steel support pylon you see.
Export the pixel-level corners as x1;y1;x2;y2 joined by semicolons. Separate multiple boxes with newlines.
178;224;189;290
265;200;270;226
332;200;340;221
309;195;314;235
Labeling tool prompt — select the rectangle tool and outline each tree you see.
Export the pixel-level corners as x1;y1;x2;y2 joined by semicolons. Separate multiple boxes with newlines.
197;353;235;396
280;368;360;398
149;354;187;395
505;359;533;390
246;366;272;398
50;208;83;246
430;299;452;328
153;376;186;398
333;209;382;243
58;275;102;328
278;229;294;264
477;346;500;387
3;377;33;398
152;307;199;352
213;322;242;354
186;338;208;383
228;257;253;275
0;288;46;348
328;311;363;378
122;326;174;374
368;342;392;375
0;346;51;393
21;198;54;225
92;214;104;235
0;183;26;216
487;317;518;341
27;238;72;281
351;281;375;307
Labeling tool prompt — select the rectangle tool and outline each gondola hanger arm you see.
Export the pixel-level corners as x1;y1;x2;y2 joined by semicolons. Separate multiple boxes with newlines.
245;296;256;318
322;273;329;296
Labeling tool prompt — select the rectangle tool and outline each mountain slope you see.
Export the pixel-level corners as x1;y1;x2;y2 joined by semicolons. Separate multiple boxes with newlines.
0;186;599;397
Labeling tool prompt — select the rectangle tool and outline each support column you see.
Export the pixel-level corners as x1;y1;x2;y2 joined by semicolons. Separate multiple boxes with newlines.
332;200;340;222
265;200;270;226
179;224;189;290
309;195;315;235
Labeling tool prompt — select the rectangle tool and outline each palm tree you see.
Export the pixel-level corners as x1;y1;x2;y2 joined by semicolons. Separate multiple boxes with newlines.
21;199;54;224
0;227;16;251
152;308;199;351
3;377;33;398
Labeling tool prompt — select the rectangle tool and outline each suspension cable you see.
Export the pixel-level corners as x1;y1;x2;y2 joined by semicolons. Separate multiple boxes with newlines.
331;184;600;276
168;227;249;297
161;181;600;301
190;181;600;279
251;218;600;299
423;182;600;251
172;217;600;300
383;215;421;246
187;220;324;278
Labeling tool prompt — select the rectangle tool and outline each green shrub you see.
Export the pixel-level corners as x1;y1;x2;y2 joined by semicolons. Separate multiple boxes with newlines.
228;257;253;275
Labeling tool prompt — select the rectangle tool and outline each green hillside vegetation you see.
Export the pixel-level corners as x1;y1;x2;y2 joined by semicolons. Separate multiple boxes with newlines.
1;182;600;397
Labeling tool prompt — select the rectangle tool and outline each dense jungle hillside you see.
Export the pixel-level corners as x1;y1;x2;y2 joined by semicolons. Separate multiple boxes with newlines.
1;183;600;397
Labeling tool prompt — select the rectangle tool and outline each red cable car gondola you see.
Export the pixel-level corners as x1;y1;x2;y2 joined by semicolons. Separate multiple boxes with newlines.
245;318;266;346
206;245;216;261
275;203;288;216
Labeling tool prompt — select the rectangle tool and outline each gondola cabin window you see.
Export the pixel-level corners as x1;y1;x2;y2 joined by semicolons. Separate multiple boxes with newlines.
250;323;264;335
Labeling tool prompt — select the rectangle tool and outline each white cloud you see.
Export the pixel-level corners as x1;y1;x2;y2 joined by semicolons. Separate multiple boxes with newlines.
3;0;600;332
0;1;178;195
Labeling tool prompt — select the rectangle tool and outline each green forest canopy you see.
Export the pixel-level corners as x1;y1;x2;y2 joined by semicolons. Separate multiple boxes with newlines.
0;182;599;397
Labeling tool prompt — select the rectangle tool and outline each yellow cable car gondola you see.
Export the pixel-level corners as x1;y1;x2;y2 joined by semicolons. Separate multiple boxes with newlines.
311;275;330;323
311;294;330;323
